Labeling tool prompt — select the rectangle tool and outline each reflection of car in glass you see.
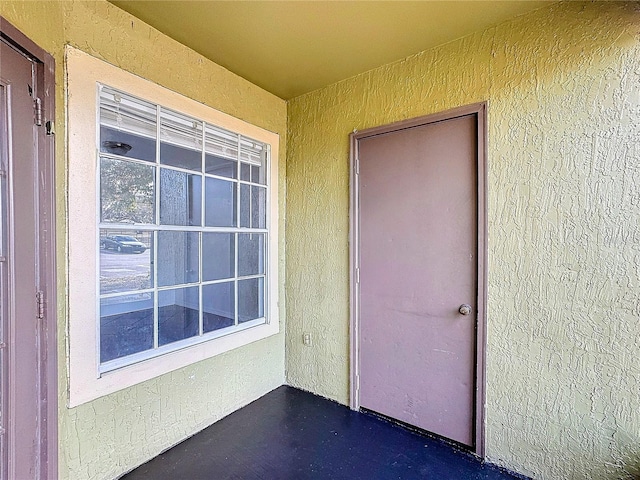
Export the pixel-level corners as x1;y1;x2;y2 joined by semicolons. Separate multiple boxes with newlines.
101;235;147;254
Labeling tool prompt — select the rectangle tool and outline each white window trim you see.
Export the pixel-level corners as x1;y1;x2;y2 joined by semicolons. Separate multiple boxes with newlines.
66;46;279;407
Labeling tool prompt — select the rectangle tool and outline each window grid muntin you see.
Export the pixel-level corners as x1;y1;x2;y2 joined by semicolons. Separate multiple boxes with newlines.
98;271;266;300
99;152;265;190
97;84;269;372
153;102;161;349
199;120;206;337
234;141;240;327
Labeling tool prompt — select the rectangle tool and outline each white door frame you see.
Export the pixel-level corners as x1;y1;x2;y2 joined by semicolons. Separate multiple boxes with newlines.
348;102;488;456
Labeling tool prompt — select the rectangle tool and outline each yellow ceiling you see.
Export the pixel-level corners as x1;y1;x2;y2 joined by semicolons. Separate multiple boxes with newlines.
110;1;552;100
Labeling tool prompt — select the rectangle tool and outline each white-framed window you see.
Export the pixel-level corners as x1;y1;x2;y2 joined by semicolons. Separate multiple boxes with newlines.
66;47;279;406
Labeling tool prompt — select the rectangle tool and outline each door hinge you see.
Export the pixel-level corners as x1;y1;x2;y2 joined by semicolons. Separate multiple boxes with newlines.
36;291;45;319
355;158;360;175
34;97;43;126
355;267;360;284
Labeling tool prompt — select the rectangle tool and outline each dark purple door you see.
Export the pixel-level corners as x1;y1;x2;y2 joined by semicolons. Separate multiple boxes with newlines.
0;39;41;479
358;114;478;446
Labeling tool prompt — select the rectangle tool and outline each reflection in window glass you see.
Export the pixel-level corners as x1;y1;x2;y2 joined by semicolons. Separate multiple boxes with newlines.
100;229;153;294
100;157;155;224
238;233;264;277
205;177;236;227
157;231;199;287
203;282;235;333
99;86;156;163
160;169;202;226
100;293;154;363
238;278;264;323
158;287;199;346
160;109;203;171
202;233;235;281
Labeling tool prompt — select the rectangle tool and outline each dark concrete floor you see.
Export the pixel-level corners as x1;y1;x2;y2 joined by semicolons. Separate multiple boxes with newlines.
122;386;525;480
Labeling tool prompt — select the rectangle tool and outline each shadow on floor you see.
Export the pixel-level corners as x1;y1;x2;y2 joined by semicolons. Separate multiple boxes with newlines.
122;386;526;480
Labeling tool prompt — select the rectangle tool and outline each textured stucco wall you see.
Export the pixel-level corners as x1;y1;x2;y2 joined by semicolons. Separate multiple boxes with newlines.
286;2;640;478
0;2;286;479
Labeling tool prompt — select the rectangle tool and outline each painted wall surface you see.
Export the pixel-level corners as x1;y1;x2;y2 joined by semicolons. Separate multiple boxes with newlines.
0;2;286;479
286;2;640;479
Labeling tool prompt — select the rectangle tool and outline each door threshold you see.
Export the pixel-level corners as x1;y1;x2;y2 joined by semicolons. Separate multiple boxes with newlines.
360;407;477;457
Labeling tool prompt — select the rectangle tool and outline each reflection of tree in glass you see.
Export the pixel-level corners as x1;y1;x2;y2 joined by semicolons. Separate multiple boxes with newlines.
101;158;154;224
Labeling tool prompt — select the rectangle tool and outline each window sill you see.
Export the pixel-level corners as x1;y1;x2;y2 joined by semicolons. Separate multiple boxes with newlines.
69;320;279;407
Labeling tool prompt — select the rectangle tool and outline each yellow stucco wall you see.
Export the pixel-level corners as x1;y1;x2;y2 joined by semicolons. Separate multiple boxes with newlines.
286;2;640;478
1;2;286;479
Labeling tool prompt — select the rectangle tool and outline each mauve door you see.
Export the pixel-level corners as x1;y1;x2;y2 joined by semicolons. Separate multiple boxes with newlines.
358;114;478;446
0;40;40;479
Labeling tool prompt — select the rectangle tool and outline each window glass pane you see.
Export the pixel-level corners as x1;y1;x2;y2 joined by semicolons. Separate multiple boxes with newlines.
160;168;202;226
158;286;199;346
239;184;250;227
238;277;264;323
202;233;234;281
240;185;267;228
203;282;235;333
206;155;236;178
157;231;199;287
100;293;154;362
251;186;267;229
240;163;251;182
240;137;266;185
251;165;266;185
158;287;200;346
100;157;155;224
160;109;203;172
100;229;153;294
205;125;237;178
238;233;264;277
205;177;236;227
161;144;202;172
99;87;156;162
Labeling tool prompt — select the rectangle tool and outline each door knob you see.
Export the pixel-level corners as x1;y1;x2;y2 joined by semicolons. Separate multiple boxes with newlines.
458;304;472;315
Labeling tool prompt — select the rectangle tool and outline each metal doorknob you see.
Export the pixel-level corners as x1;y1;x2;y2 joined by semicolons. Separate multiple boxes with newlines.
458;304;472;315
